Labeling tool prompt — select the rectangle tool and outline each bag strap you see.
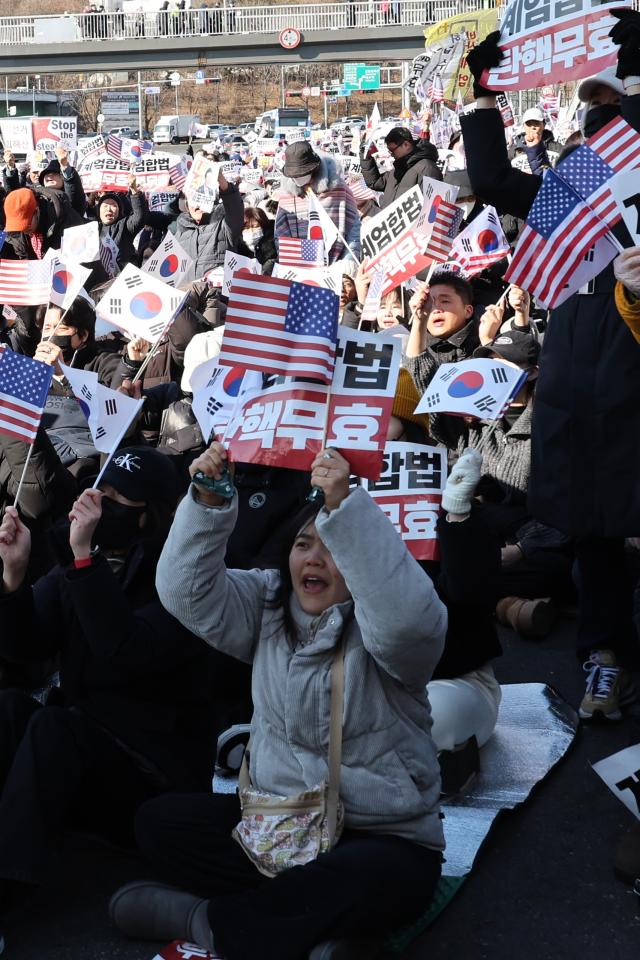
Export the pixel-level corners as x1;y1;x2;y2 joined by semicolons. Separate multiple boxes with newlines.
238;640;345;843
326;639;345;844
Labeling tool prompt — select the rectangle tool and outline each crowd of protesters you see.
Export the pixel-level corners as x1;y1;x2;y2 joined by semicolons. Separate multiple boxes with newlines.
0;7;639;958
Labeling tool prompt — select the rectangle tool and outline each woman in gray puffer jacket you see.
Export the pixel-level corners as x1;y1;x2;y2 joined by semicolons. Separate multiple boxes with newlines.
110;442;447;960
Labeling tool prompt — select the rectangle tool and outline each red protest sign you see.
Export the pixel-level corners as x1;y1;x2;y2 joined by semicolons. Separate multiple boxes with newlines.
482;0;630;91
359;443;447;560
226;329;402;481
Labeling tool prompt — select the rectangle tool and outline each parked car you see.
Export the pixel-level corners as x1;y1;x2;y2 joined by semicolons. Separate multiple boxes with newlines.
207;123;233;138
107;126;135;137
131;128;152;140
331;116;366;134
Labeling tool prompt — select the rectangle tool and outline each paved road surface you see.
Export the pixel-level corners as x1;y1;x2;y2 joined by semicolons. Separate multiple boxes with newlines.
5;616;640;959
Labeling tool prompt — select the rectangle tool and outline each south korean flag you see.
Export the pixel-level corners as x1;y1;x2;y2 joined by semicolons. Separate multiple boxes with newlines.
96;263;188;344
60;363;144;454
142;232;191;289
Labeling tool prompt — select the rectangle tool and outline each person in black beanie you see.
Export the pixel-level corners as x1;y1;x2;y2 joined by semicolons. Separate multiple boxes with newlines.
0;444;249;952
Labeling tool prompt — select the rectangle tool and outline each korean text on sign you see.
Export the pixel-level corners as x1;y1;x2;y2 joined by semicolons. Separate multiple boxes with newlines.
360;443;447;560
483;0;630;90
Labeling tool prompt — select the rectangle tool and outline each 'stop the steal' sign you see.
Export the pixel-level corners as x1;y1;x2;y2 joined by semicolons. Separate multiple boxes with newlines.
482;0;631;91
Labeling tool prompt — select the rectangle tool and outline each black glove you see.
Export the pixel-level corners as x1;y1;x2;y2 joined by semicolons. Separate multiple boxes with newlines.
466;30;504;99
610;9;640;81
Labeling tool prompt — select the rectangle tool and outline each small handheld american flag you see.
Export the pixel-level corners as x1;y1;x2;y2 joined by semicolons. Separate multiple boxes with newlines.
0;349;53;444
278;237;326;268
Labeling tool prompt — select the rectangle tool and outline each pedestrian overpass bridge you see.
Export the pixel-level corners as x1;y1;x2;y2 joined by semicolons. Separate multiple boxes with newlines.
0;0;495;74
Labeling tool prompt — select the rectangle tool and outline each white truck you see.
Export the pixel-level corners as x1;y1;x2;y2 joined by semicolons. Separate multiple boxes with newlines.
153;114;199;145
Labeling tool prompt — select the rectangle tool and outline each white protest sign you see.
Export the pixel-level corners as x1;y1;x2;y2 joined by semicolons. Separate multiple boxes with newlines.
483;0;631;91
0;118;34;154
222;251;261;298
415;358;528;420
285;129;306;144
78;156;132;192
147;191;178;211
240;167;263;185
130;154;173;191
358;442;447;561
76;134;107;164
361;186;425;263
253;137;279;156
610;169;640;245
184;154;219;213
32;116;78;154
593;743;640;821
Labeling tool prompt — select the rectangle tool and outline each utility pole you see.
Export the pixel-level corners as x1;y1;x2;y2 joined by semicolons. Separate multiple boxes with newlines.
323;81;328;128
137;71;143;136
280;64;285;108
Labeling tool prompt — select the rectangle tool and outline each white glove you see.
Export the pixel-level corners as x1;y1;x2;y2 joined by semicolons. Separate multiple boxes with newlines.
613;247;640;298
441;448;482;514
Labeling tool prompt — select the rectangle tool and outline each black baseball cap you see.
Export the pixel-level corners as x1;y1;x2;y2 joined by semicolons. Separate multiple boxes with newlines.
474;329;540;368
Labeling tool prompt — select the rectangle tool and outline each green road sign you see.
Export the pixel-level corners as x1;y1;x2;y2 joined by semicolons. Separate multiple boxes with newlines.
342;63;381;91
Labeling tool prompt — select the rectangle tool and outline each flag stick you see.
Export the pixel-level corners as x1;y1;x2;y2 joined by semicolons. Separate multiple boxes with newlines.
307;384;333;503
12;443;35;513
307;188;360;266
131;338;162;385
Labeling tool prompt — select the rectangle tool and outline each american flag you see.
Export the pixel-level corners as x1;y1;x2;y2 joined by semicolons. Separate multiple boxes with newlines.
278;237;325;267
0;260;52;306
348;178;379;204
170;158;189;190
428;74;445;103
505;169;611;309
360;268;385;327
558;117;640;230
106;133;123;160
219;271;339;383
0;349;53;444
424;200;464;262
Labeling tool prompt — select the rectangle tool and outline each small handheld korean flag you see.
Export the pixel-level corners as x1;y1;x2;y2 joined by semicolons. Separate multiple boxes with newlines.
49;256;91;310
450;206;510;277
307;190;339;253
191;358;262;442
143;232;192;288
415;358;528;421
120;137;153;163
96;263;188;344
222;251;261;298
61;220;100;264
60;363;144;454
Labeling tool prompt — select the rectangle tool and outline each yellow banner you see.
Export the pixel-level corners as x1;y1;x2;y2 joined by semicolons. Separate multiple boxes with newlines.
424;9;499;102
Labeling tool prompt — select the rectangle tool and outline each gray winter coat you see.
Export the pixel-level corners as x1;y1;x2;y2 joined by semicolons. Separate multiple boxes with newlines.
157;485;447;851
171;183;243;282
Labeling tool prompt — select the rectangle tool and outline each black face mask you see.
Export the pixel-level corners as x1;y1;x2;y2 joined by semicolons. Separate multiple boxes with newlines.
583;103;622;138
93;498;145;551
48;334;75;362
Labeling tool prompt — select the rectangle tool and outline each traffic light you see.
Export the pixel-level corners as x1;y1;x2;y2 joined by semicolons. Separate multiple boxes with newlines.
285;90;303;98
205;77;221;84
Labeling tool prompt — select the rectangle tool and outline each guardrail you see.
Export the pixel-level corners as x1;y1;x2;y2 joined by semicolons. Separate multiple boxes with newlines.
0;0;495;46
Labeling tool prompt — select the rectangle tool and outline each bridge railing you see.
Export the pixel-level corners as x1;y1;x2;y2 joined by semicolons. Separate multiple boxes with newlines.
0;0;496;46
